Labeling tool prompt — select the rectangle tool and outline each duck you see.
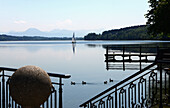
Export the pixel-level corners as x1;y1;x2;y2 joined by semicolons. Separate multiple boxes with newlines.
71;81;76;85
109;78;113;82
104;81;107;84
82;81;86;85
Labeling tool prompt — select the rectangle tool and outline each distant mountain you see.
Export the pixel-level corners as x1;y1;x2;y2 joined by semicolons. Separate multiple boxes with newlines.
8;28;58;37
7;28;103;37
24;28;44;35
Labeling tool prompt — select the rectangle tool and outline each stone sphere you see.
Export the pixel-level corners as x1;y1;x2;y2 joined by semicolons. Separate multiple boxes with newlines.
9;65;52;106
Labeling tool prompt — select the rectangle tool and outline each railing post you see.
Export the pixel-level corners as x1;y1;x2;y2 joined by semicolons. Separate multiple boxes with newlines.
59;78;63;108
168;71;170;104
115;87;117;108
159;63;163;108
2;70;5;108
0;82;1;107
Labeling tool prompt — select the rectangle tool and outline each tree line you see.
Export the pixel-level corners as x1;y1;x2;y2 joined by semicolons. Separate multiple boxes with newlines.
0;34;83;41
84;25;170;40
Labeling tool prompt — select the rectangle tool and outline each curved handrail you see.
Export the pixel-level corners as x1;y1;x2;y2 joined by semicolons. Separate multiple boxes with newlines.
0;67;71;79
79;62;157;107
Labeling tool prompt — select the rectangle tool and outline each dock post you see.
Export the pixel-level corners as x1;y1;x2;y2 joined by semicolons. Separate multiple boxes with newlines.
106;46;109;70
129;51;131;62
156;46;159;61
123;46;125;71
59;78;63;108
159;63;163;108
139;46;142;70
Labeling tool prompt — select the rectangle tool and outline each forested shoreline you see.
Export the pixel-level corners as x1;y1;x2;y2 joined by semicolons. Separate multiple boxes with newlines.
0;34;83;41
84;25;170;40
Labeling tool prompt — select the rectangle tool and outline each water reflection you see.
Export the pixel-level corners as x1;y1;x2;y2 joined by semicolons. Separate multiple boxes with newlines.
86;44;101;48
72;43;76;54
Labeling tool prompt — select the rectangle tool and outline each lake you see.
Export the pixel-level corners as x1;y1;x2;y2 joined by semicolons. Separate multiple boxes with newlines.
0;40;170;108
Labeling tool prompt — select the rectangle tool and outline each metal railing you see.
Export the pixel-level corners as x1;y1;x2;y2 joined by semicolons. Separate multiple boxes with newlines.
0;67;71;108
80;46;170;108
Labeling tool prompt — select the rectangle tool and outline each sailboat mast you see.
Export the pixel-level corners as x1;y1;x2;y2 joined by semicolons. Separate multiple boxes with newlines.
72;32;76;43
73;32;75;38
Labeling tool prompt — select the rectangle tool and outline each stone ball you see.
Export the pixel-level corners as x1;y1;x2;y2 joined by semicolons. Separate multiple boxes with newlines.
9;65;52;106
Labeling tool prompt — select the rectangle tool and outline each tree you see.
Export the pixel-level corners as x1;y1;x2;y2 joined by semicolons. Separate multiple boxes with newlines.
145;0;170;36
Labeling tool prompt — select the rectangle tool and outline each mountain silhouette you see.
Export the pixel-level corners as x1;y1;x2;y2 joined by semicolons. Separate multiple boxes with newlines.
7;28;102;37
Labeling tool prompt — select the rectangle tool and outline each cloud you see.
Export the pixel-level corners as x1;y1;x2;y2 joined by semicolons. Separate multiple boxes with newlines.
14;20;27;24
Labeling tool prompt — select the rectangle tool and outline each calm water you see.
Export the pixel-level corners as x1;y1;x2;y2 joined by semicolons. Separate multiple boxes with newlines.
0;40;170;108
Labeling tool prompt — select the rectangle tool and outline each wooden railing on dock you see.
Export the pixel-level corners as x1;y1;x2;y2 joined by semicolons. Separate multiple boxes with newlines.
105;46;170;70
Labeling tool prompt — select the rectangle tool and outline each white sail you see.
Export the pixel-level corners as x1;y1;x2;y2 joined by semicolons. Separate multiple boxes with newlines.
72;32;76;43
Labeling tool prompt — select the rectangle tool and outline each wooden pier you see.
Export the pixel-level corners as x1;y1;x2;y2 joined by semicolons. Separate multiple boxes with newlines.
105;46;170;70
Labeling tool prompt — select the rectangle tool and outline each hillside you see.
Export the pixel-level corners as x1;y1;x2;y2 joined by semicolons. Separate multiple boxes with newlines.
84;25;168;40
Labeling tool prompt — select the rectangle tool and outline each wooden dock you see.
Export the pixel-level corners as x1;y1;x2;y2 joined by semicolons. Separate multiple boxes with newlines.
105;46;170;70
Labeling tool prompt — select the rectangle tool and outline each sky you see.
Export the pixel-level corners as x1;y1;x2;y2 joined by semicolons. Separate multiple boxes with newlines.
0;0;149;33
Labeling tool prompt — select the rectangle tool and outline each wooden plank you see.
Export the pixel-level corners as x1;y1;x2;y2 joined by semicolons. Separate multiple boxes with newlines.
105;59;155;63
105;54;157;56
